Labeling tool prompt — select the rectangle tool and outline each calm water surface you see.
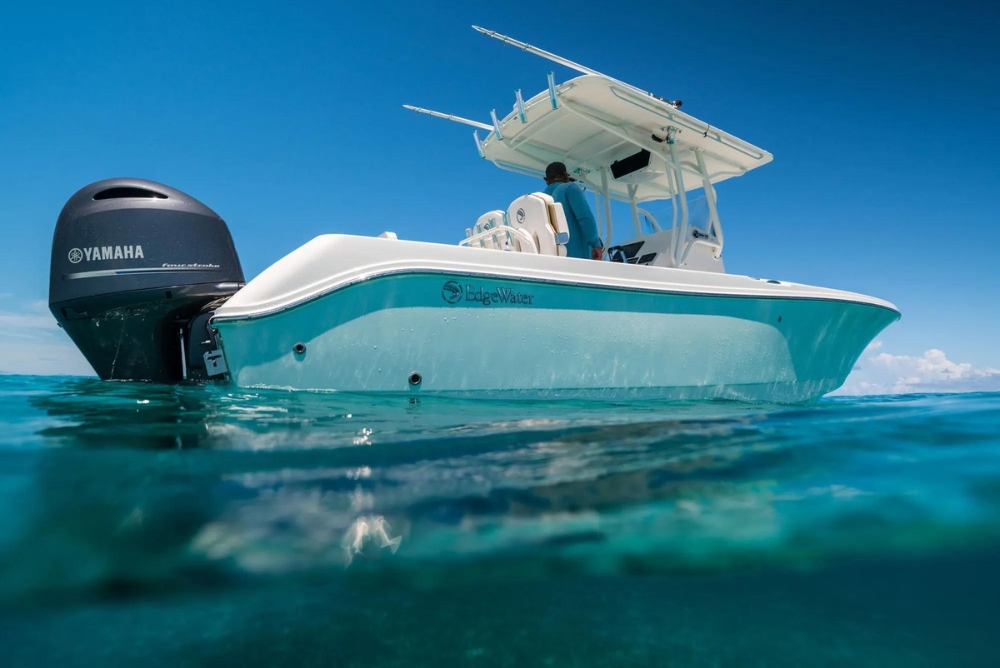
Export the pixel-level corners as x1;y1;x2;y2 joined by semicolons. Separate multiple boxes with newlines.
1;375;998;666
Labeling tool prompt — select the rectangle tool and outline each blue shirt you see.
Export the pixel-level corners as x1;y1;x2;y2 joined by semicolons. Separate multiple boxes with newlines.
543;182;601;259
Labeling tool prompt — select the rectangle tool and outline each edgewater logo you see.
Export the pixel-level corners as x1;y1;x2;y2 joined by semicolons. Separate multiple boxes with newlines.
440;281;535;306
441;281;463;304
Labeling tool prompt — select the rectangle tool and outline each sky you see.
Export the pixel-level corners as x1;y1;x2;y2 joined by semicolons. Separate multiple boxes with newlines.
0;0;998;393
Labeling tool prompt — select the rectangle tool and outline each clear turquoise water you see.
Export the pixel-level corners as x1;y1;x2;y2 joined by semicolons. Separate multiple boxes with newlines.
2;375;999;666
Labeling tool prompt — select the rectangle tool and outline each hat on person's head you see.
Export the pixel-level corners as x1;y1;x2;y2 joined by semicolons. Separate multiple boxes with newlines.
544;162;575;181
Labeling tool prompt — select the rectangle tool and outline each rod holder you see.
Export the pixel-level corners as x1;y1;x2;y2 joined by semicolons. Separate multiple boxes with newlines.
515;89;526;123
490;109;503;140
547;72;559;109
473;130;485;158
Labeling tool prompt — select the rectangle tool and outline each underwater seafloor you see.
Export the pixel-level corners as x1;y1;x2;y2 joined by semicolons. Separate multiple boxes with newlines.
2;375;998;666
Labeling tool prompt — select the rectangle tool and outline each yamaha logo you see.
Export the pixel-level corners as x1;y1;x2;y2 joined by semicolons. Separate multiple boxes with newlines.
441;280;463;304
66;245;145;263
516;208;525;223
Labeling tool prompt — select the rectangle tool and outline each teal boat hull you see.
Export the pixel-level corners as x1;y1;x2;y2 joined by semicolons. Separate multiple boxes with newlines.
213;271;898;403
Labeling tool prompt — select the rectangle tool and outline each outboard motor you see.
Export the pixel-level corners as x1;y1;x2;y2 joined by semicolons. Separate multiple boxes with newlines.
49;178;244;382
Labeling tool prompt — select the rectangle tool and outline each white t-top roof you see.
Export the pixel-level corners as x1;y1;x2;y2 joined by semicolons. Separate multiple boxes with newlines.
481;74;773;202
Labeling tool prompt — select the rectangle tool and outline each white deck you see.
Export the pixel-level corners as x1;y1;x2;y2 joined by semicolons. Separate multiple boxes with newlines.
213;235;897;321
211;235;899;401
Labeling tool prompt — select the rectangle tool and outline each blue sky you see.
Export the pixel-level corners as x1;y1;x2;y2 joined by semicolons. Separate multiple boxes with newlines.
1;0;998;391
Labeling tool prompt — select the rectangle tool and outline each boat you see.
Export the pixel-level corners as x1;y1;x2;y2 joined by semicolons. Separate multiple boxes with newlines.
47;26;899;403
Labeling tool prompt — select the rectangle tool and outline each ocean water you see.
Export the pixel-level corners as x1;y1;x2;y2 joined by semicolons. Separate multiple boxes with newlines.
1;375;998;667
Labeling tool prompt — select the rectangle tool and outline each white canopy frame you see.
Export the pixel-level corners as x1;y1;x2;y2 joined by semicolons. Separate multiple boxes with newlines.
403;25;772;261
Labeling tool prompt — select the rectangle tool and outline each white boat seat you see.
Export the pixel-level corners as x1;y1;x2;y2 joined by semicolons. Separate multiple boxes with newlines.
507;192;569;257
544;194;570;257
473;210;509;250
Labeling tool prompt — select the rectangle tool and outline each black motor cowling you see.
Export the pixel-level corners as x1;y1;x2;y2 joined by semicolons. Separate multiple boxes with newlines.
49;178;245;382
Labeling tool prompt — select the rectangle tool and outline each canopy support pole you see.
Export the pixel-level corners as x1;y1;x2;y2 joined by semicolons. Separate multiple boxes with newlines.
695;149;723;258
627;184;642;238
667;139;689;266
601;167;613;246
665;156;679;232
593;190;602;241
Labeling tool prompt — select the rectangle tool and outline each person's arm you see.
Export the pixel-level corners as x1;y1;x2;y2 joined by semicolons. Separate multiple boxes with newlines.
565;184;602;251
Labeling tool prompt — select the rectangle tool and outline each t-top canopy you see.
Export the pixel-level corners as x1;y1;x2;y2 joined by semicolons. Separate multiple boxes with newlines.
404;26;773;206
480;74;773;203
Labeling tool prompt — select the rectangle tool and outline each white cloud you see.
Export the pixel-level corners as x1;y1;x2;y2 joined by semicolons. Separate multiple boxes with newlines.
0;300;94;376
836;342;1000;396
0;302;58;335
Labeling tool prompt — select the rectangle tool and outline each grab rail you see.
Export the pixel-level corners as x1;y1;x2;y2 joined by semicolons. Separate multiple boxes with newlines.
459;226;538;253
634;207;662;232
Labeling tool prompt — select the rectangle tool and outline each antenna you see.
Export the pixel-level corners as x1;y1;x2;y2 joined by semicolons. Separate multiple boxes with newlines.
471;25;680;109
402;105;493;131
471;25;605;78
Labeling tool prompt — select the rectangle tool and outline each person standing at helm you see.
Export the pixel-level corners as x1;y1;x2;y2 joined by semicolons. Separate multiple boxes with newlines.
543;162;603;260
